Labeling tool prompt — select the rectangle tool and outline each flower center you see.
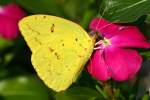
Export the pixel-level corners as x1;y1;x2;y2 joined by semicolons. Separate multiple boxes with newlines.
94;38;111;50
103;38;111;46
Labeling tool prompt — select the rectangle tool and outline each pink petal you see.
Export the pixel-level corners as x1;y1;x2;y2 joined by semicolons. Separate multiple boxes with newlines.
0;16;19;39
104;46;142;81
87;50;110;81
89;17;121;38
110;26;150;48
0;3;26;40
0;3;26;20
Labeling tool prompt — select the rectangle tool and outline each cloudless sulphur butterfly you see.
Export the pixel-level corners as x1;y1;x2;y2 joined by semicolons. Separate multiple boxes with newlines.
19;15;95;92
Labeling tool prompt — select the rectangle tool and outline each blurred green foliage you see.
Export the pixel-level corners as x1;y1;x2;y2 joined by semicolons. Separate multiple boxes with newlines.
0;0;150;100
0;75;51;100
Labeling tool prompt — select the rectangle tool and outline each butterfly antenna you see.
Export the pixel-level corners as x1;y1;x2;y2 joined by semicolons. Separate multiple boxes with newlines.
98;19;119;30
95;0;108;31
95;0;121;31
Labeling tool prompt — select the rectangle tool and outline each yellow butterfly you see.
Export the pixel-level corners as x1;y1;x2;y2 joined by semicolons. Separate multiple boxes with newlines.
19;15;95;92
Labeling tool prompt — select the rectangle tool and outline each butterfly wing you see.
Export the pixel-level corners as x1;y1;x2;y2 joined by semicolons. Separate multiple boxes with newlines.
19;15;94;91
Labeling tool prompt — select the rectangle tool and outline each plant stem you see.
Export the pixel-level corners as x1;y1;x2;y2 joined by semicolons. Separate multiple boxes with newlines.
95;85;108;99
102;81;116;100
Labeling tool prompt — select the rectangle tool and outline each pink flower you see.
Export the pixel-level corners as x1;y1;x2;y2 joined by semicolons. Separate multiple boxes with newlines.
0;3;26;40
87;18;150;81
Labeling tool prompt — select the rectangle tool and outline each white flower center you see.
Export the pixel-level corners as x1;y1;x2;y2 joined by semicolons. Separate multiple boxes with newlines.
94;38;111;50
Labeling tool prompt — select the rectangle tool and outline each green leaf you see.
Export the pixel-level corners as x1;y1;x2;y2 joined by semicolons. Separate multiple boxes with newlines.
55;87;103;100
15;0;64;16
0;75;52;100
62;0;95;19
99;0;150;23
137;61;150;100
0;0;12;5
2;53;14;66
145;14;150;23
141;51;150;60
0;38;13;49
142;94;150;100
80;10;96;29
